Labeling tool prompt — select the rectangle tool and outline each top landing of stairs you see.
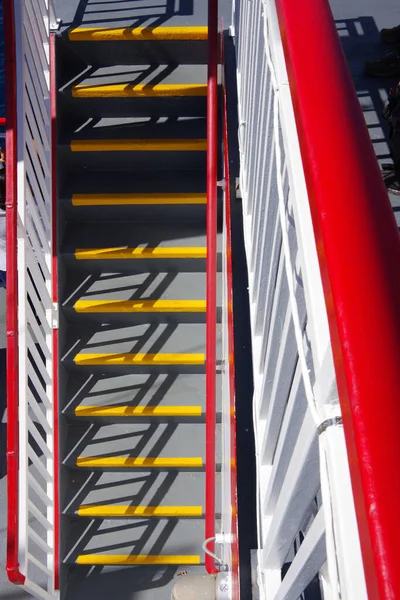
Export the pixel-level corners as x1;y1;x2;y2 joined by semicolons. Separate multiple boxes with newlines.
53;0;233;33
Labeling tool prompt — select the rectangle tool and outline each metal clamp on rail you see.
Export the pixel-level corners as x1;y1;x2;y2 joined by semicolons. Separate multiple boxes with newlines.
317;416;343;436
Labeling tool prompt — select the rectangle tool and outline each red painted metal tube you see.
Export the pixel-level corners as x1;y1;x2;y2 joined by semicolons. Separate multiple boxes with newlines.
0;117;6;126
49;33;59;591
205;0;218;576
275;0;400;597
3;0;25;585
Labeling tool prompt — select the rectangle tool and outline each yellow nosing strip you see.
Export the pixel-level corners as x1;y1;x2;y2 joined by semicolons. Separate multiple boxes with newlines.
71;139;207;152
76;456;203;468
72;192;206;206
69;26;208;42
74;300;206;313
75;247;206;260
77;505;203;517
74;353;205;366
73;83;207;98
75;405;202;417
76;554;201;566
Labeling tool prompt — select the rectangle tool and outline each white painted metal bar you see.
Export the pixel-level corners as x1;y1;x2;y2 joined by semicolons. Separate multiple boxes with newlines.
28;473;52;507
27;417;52;459
27;525;53;555
274;508;326;600
232;0;368;597
12;0;58;597
28;500;53;531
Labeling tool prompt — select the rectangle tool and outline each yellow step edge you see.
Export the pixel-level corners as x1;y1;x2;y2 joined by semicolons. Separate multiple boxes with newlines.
74;299;206;313
76;554;201;566
69;26;208;42
75;405;202;417
73;83;207;98
74;247;207;260
70;139;207;152
72;192;206;206
77;505;203;517
76;456;203;468
74;353;205;366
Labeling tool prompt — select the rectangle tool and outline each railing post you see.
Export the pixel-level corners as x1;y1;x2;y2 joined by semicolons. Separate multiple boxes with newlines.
48;0;61;31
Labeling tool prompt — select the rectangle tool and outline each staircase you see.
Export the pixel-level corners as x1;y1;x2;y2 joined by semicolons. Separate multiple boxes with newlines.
55;26;221;600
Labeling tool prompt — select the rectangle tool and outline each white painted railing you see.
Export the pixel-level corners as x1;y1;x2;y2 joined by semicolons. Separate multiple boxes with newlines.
7;1;58;598
232;1;367;598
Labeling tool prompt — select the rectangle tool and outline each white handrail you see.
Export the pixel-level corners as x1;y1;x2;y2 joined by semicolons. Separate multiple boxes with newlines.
232;0;368;598
12;0;58;598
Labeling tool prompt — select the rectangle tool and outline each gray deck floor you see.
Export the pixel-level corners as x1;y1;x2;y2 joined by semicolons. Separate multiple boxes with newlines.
2;0;400;598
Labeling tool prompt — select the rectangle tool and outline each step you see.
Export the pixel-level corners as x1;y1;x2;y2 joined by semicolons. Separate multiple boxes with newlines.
61;64;208;118
59;169;209;221
61;271;212;325
63;517;205;565
61;373;211;416
76;505;203;518
62;322;206;362
76;457;203;469
65;26;208;65
59;117;208;171
61;222;211;272
62;470;217;516
63;421;206;467
71;300;207;325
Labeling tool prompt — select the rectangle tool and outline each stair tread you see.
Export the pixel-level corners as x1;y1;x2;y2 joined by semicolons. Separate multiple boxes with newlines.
61;373;212;412
60;169;206;197
73;299;206;312
64;517;205;563
62;272;209;305
76;456;204;468
62;470;219;514
74;405;203;417
68;26;208;42
68;63;207;89
63;421;210;464
63;116;207;142
61;222;209;253
76;504;203;517
62;322;206;358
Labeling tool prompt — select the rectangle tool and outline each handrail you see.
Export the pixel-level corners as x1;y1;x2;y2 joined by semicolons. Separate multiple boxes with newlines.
3;0;24;585
276;0;400;597
205;0;219;576
0;118;6;125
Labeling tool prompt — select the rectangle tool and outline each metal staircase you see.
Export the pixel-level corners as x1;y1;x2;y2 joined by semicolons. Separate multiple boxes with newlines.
55;26;221;600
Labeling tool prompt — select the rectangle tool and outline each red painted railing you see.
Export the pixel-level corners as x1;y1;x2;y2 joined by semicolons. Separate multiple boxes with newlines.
276;0;400;598
3;0;25;585
205;0;219;575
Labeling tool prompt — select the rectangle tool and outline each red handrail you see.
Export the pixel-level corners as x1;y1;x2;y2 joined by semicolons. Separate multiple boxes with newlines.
0;118;6;126
3;0;25;585
205;0;219;576
276;0;400;597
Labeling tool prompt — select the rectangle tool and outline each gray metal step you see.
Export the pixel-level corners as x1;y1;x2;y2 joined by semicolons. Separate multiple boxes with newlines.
59;168;212;222
60;221;213;273
63;517;206;564
59;117;208;171
62;321;206;359
61;35;208;66
63;565;206;600
59;64;208;118
62;470;215;516
62;272;205;324
61;372;222;417
62;421;207;467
